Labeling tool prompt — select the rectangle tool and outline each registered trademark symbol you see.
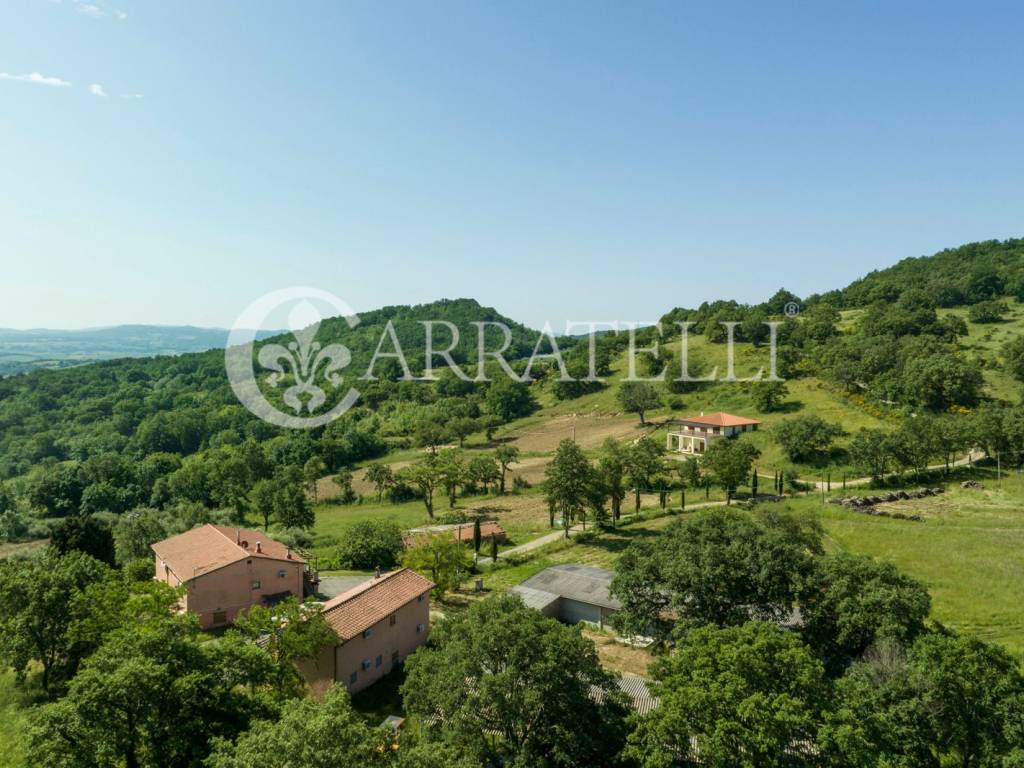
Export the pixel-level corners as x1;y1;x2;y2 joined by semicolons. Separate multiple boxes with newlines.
784;302;800;318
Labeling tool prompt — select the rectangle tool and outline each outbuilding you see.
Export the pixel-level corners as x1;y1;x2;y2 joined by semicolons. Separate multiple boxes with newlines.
511;564;621;628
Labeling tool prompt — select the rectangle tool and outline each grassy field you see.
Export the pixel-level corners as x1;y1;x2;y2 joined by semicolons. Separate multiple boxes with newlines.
939;296;1024;402
793;468;1024;657
447;465;1024;660
0;671;30;768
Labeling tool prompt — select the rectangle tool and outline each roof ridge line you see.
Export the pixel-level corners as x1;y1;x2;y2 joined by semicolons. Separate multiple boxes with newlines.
322;568;408;610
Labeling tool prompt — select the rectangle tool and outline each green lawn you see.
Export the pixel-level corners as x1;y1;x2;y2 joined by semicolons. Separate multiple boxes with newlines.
782;469;1024;658
0;671;31;768
939;296;1024;402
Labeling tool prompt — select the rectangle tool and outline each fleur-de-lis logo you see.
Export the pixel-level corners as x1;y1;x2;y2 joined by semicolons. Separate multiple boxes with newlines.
225;288;361;430
258;300;352;414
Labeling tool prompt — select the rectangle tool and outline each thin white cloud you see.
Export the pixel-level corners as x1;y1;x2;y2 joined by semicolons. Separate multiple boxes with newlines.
0;72;72;87
120;93;144;99
88;83;107;97
76;2;103;17
70;1;126;20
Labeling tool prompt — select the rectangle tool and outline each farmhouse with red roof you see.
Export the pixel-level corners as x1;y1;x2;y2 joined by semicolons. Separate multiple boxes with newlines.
151;524;307;629
302;568;434;693
665;411;761;455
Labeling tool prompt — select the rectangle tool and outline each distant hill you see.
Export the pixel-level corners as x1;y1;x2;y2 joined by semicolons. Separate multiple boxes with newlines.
0;325;282;376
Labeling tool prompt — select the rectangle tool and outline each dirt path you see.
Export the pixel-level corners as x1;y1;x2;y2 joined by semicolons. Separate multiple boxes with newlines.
768;450;985;491
477;499;729;564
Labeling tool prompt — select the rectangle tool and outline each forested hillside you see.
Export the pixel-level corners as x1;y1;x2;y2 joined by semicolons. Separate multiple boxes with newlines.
2;242;1024;552
822;238;1024;308
2;240;1024;768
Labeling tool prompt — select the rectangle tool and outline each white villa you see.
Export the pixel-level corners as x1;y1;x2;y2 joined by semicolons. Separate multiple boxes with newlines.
666;411;761;455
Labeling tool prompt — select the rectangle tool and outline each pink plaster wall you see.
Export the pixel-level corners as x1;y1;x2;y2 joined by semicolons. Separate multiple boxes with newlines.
300;592;430;694
155;555;303;628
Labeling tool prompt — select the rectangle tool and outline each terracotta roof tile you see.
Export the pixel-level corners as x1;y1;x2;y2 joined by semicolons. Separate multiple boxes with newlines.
676;411;761;427
150;524;303;581
321;569;434;641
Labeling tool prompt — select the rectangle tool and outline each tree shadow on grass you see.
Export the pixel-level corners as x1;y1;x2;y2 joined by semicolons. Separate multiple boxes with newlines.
774;400;803;414
582;525;666;556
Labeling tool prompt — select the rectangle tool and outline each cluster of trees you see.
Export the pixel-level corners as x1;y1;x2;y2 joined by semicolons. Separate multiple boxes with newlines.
815;296;984;411
610;508;1024;766
358;445;520;520
845;404;1024;482
543;434;762;534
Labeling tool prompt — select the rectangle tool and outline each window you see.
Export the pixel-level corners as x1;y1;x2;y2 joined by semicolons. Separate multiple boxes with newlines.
389;614;397;626
362;628;373;639
391;651;399;664
349;671;357;684
251;579;261;590
212;611;227;625
362;659;372;670
277;569;287;578
375;655;383;668
417;594;425;603
416;623;425;634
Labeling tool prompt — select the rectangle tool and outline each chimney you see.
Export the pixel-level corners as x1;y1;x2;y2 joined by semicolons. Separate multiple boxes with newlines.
286;549;292;559
256;541;262;553
700;411;704;417
374;566;382;579
236;529;240;545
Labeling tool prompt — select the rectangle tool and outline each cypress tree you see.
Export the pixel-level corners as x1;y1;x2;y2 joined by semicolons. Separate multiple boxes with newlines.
489;534;498;562
473;517;482;554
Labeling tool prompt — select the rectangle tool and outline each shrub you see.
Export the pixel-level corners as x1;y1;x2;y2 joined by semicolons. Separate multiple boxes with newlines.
334;520;405;570
387;482;419;503
1004;336;1024;383
968;300;1009;324
436;509;470;525
511;475;531;492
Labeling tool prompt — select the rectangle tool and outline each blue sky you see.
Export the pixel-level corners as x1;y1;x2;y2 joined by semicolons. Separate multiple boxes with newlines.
2;1;1023;330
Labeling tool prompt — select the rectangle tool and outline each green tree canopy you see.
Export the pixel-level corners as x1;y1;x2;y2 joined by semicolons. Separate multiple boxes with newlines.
617;381;663;425
401;593;630;768
543;439;597;536
334;519;406;570
0;549;110;695
701;438;760;500
772;416;844;463
625;621;829;768
27;613;277;768
799;552;930;672
611;510;812;639
401;533;470;597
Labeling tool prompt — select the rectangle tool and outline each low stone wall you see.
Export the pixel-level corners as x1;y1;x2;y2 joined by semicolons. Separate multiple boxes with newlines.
827;487;945;521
